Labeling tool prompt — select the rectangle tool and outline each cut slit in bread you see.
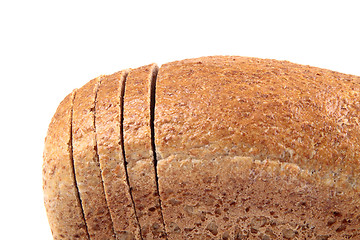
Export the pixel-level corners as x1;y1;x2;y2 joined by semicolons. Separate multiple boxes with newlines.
96;70;142;239
123;64;167;239
72;77;115;239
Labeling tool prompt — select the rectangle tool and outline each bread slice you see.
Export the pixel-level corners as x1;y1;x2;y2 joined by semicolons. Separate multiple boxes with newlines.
72;77;115;239
43;90;89;240
95;70;142;239
123;64;167;239
155;56;360;239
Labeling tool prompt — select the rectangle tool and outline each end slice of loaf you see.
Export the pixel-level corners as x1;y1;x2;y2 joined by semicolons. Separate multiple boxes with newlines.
43;90;89;240
96;70;142;239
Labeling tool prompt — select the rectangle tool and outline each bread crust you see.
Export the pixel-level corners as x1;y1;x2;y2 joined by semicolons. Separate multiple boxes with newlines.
156;55;360;191
43;90;89;240
123;64;167;239
158;156;360;239
95;70;142;239
72;77;115;239
155;56;360;238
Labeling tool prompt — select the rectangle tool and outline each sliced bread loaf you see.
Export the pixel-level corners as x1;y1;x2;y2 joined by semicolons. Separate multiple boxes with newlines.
44;56;360;239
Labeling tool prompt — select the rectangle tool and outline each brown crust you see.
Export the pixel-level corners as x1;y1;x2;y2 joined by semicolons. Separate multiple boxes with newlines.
155;56;360;238
43;90;89;240
95;70;142;239
155;56;360;191
72;77;115;239
123;64;167;239
158;156;360;239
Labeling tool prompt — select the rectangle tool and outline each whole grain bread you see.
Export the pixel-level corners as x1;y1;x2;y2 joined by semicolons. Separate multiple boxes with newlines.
123;64;167;239
95;70;142;240
72;77;115;239
43;90;89;240
155;56;360;239
44;56;360;239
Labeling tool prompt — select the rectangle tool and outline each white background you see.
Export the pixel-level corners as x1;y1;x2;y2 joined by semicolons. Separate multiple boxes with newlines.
1;0;359;239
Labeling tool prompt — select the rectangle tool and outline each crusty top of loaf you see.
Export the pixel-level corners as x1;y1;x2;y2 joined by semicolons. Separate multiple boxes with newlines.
155;56;360;192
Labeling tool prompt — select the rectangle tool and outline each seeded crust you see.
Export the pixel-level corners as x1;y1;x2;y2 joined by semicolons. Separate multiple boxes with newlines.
95;70;142;240
43;90;89;240
123;64;167;239
155;56;360;239
72;77;115;239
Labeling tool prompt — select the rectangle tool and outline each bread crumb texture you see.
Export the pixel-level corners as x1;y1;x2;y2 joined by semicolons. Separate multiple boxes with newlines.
155;56;360;239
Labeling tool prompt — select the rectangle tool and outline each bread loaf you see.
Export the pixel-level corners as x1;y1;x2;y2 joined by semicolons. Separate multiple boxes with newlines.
43;56;360;239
